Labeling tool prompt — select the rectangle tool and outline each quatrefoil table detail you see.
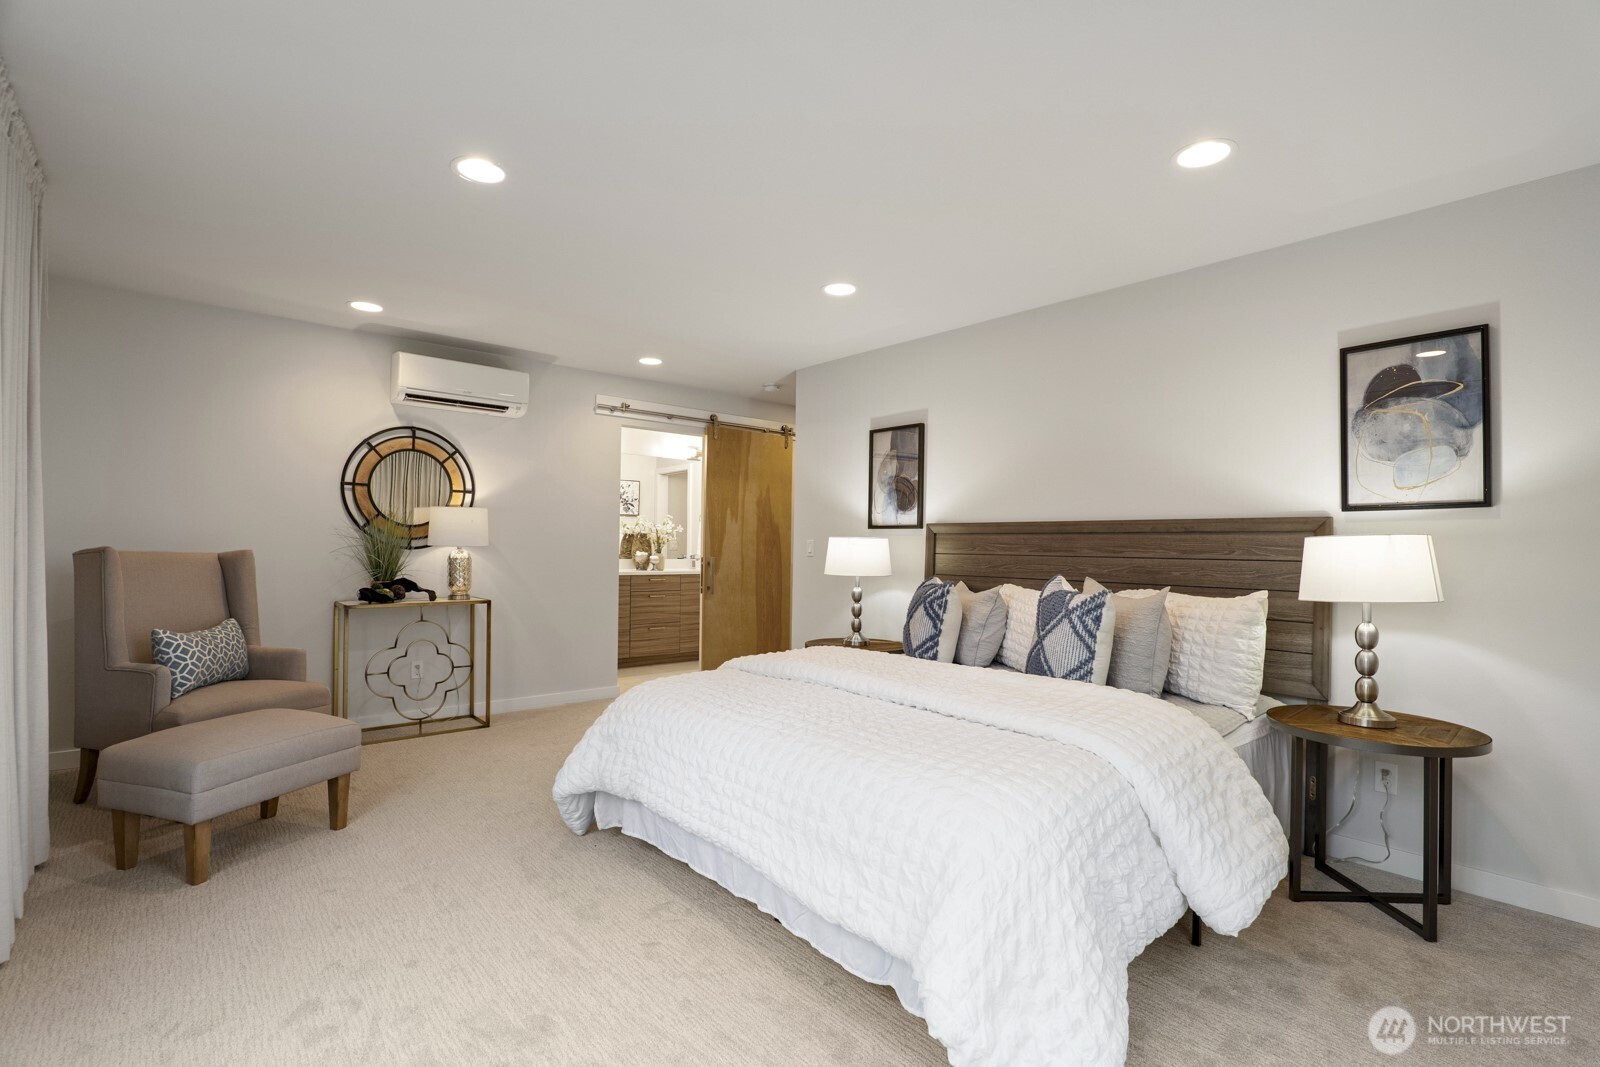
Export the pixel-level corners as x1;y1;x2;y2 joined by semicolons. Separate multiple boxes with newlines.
332;597;493;742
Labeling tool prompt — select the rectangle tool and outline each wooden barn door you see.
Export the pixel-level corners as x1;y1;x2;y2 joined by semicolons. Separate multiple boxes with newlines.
700;423;792;670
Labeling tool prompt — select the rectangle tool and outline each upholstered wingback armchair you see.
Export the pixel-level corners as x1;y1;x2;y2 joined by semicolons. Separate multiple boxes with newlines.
73;547;331;802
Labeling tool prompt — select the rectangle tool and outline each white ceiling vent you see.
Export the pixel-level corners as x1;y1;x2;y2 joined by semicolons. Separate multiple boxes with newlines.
391;352;528;418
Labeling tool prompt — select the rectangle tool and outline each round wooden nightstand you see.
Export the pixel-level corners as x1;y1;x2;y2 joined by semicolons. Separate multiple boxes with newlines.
1268;704;1492;941
803;637;903;654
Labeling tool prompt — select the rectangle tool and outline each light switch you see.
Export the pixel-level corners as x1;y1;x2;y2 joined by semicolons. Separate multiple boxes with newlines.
806;539;815;557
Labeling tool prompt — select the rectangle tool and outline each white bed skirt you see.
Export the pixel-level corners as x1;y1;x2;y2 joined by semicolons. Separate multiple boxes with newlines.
590;722;1291;1016
592;791;929;1017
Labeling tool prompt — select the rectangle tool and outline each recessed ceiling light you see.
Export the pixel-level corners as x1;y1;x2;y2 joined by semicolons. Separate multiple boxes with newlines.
1174;139;1235;169
638;356;663;366
1416;349;1447;358
348;300;383;313
453;156;506;184
822;282;857;296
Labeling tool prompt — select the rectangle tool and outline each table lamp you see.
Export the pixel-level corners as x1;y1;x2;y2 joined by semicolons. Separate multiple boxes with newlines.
1298;534;1442;728
417;506;490;600
824;537;892;647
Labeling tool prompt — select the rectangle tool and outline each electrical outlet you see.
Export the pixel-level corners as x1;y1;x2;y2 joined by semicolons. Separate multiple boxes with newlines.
410;661;424;679
806;539;815;557
1375;761;1399;795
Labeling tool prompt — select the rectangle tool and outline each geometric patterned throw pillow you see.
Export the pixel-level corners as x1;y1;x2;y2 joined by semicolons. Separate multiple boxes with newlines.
151;617;250;698
1025;576;1110;683
902;577;961;662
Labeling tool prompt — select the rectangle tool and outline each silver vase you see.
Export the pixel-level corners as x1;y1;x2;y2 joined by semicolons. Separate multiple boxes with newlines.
649;553;663;571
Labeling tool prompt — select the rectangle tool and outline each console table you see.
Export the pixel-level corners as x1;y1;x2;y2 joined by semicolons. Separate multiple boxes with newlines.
331;597;492;743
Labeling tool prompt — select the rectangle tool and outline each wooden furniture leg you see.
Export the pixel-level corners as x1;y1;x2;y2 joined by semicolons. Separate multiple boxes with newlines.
111;810;139;870
73;749;99;804
328;775;350;830
260;797;279;819
183;821;212;886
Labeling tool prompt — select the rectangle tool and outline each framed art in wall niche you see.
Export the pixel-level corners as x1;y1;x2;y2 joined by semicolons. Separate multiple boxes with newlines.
1340;324;1491;511
868;422;924;528
620;479;641;517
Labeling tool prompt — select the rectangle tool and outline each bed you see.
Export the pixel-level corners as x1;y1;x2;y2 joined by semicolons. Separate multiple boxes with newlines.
555;517;1331;1067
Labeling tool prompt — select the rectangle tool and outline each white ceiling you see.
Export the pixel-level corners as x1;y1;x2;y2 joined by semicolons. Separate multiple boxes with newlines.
5;2;1599;399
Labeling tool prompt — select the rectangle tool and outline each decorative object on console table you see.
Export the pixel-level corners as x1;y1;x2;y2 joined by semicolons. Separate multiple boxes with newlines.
417;506;490;599
823;537;892;648
331;596;492;743
1298;534;1442;729
803;637;903;654
1340;325;1490;511
1270;704;1490;941
868;423;924;528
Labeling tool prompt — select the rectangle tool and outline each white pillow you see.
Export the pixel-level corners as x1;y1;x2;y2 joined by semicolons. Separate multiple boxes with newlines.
996;583;1047;671
1162;590;1269;713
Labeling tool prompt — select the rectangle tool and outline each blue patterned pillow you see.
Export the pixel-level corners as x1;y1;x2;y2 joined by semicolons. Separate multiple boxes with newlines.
1025;576;1113;683
902;577;962;662
151;618;250;698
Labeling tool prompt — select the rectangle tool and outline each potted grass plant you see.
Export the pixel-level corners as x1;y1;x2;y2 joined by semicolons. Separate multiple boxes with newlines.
339;518;432;602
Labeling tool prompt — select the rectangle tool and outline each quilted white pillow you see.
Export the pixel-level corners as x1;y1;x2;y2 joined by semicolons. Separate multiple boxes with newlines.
995;583;1048;671
1163;590;1269;713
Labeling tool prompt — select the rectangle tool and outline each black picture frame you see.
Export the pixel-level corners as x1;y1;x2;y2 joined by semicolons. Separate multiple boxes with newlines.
868;423;924;528
1340;324;1491;511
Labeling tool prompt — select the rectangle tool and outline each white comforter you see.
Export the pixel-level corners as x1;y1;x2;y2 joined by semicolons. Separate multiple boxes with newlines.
553;648;1286;1067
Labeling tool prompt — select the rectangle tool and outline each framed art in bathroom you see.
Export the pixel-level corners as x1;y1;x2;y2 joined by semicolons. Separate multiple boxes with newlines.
620;479;641;517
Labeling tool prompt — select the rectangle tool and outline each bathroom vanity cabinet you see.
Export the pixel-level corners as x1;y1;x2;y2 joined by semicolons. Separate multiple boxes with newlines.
618;573;699;666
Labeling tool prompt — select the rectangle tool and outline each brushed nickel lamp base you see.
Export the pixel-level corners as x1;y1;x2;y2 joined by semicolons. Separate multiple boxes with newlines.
847;580;865;647
1338;602;1397;729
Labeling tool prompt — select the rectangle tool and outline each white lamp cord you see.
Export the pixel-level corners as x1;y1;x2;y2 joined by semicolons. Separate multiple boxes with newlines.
1326;758;1393;866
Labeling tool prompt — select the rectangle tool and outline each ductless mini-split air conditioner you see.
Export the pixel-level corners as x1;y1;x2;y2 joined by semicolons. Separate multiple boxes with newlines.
391;351;529;418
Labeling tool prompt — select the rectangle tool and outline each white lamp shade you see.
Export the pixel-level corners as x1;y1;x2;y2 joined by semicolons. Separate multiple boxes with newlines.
1298;535;1442;604
417;506;490;547
824;537;892;577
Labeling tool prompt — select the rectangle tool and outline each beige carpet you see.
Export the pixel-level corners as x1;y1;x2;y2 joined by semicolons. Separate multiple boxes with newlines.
3;699;1595;1066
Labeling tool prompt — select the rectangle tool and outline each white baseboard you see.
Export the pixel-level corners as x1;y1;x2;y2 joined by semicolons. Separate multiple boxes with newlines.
1326;831;1600;928
490;685;620;717
45;686;622;773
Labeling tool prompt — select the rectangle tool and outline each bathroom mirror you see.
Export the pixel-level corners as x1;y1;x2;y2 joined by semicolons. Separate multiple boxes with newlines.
342;426;474;541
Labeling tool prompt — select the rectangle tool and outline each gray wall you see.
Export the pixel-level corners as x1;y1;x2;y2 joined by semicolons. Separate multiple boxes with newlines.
793;165;1600;924
41;279;791;748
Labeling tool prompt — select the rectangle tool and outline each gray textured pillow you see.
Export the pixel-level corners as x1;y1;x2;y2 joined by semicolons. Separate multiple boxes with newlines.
151;617;250;698
1084;579;1172;697
952;582;1008;667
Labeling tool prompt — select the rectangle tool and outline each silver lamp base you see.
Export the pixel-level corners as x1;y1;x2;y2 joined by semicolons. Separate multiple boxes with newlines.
447;546;473;600
847;580;865;647
1338;603;1397;728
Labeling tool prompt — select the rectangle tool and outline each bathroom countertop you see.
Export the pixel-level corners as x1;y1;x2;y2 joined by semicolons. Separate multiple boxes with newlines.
618;562;700;576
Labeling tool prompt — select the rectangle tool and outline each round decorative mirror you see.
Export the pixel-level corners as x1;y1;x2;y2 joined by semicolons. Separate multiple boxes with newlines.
341;426;474;541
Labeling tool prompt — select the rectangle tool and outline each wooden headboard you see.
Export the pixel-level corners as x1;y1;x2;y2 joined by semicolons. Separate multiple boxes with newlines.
924;516;1332;701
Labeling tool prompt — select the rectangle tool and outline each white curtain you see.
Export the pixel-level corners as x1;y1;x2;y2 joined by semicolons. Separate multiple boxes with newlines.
0;58;47;965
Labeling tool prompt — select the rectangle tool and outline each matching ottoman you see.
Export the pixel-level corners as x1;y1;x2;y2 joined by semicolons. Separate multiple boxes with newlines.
99;707;361;885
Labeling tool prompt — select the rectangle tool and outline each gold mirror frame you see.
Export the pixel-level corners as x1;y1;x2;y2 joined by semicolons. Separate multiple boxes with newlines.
341;426;474;542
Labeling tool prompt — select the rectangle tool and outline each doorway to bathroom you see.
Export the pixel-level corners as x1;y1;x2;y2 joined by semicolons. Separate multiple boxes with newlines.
618;428;704;683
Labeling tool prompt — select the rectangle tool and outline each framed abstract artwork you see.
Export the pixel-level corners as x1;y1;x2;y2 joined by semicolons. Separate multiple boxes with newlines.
1340;324;1491;511
868;423;924;528
619;479;641;517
